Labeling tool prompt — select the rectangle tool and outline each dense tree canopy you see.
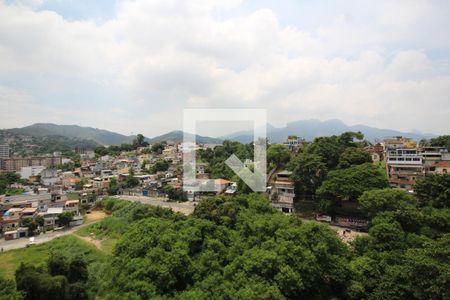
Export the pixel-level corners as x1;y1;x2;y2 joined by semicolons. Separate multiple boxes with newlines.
288;152;328;197
0;172;23;195
306;131;365;169
317;163;388;211
0;277;22;300
338;147;372;169
151;142;166;154
267;144;291;169
358;188;416;217
57;212;74;227
107;195;354;299
199;141;253;180
15;252;90;300
429;135;450;149
414;173;450;208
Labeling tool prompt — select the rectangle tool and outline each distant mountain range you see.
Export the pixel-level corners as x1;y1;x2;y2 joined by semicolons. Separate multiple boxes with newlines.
147;130;222;145
1;120;437;154
1;123;222;148
221;119;436;143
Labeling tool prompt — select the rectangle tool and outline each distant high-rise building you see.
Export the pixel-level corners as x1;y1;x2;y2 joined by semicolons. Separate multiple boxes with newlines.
0;144;10;158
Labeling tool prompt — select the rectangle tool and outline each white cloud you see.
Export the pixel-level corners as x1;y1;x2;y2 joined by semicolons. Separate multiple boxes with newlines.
0;0;449;136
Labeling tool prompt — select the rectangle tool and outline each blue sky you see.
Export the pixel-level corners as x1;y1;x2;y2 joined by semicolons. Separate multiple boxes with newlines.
0;0;449;137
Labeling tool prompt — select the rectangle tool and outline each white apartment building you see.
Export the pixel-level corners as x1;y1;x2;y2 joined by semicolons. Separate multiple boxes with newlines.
386;148;424;189
20;166;46;180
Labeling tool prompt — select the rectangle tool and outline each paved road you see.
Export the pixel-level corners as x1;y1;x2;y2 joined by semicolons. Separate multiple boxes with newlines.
0;221;98;252
114;195;195;215
0;198;194;253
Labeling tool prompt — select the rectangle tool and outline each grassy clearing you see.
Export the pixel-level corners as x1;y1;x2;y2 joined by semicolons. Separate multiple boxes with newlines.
100;238;118;255
75;215;121;254
0;235;107;280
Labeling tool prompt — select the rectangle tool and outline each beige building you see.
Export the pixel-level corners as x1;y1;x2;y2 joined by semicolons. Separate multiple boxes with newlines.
269;171;295;213
430;161;450;174
0;155;62;172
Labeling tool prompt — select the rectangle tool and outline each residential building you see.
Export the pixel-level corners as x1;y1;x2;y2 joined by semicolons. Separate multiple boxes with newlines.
0;144;10;158
225;182;237;196
0;208;23;233
40;168;60;186
366;143;384;161
64;200;80;214
62;175;81;188
214;178;232;193
92;176;112;189
428;161;450;174
3;227;28;240
0;155;62;172
0;192;67;214
420;146;449;164
386;148;424;189
39;207;64;230
269;170;295;213
22;207;38;219
283;136;304;152
20;166;46;180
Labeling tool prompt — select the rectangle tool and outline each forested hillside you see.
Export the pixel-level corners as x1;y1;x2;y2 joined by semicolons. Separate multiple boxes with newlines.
0;130;99;156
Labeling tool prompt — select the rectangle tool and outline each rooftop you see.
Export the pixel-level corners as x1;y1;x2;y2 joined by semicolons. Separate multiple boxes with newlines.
435;161;450;168
215;178;231;185
46;207;64;214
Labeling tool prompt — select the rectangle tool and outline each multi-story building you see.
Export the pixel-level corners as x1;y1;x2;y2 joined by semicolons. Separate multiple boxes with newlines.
39;207;64;230
419;146;449;166
0;144;10;158
20;166;46;180
40;168;60;186
386;148;424;189
0;155;62;172
283;136;304;152
269;170;295;213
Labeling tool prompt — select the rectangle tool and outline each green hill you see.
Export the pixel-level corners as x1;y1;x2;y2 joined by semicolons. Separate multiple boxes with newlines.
10;123;133;145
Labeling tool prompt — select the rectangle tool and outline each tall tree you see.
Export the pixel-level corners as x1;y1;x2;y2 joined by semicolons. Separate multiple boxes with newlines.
288;152;328;197
358;188;416;218
317;163;388;211
338;147;372;169
267;144;291;168
58;212;74;227
414;173;450;208
429;135;450;150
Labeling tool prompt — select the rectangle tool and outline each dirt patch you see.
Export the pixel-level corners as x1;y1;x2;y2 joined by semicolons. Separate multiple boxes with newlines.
84;210;107;223
337;228;367;244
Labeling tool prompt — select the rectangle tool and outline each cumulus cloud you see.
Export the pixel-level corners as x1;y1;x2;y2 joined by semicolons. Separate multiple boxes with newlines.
0;0;449;136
